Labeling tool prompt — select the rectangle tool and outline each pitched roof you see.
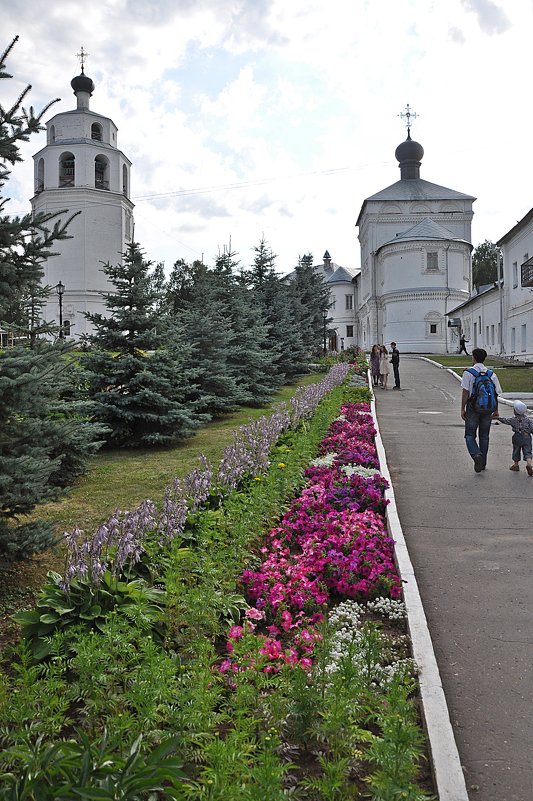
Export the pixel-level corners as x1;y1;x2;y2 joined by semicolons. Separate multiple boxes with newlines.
356;178;476;226
377;217;472;252
327;265;357;283
365;178;475;203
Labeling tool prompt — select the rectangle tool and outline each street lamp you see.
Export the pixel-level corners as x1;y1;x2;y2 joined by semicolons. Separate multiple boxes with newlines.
322;308;328;355
55;280;65;339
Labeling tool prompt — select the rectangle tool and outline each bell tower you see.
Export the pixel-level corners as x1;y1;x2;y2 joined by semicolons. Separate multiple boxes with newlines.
32;49;134;338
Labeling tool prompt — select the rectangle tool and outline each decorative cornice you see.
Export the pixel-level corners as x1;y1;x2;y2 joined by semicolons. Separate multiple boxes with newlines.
380;289;469;304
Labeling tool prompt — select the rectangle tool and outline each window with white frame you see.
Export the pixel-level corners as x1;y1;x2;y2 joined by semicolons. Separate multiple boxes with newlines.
513;262;518;288
511;327;516;352
491;325;494;346
426;251;439;271
521;324;526;352
346;325;354;337
425;312;441;337
345;295;353;310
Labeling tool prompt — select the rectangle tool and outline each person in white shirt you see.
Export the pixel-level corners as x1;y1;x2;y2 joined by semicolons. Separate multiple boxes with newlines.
460;348;502;472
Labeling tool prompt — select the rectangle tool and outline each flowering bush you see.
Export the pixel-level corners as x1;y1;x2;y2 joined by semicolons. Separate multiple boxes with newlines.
222;400;401;673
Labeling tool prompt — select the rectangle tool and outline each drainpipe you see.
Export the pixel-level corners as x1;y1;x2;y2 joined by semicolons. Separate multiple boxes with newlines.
371;250;379;343
498;254;504;356
444;244;451;353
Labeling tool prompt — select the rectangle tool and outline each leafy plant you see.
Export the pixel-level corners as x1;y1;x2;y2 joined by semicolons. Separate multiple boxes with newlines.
0;730;185;800
13;570;166;660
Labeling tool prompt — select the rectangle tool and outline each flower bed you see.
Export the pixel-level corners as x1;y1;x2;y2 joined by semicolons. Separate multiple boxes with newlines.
0;364;435;800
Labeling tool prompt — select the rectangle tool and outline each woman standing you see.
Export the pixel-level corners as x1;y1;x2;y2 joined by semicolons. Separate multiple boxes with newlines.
370;344;381;387
379;345;391;389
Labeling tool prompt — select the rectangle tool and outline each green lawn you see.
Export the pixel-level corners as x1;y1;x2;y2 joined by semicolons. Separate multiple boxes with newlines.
422;355;533;393
0;374;324;611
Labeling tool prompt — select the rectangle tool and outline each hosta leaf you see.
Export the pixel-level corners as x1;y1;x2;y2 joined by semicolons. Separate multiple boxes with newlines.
39;612;61;624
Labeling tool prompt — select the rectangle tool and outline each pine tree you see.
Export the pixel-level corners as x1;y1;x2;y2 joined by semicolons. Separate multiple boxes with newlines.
177;259;245;417
0;38;103;559
247;238;308;384
82;242;202;446
214;246;278;406
290;253;331;355
257;270;310;382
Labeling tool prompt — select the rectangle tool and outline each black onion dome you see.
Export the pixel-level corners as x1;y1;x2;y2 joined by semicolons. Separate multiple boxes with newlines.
71;71;95;95
395;134;424;164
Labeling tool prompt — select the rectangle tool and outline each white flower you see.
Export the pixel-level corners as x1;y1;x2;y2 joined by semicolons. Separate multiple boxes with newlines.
310;452;338;467
341;464;381;479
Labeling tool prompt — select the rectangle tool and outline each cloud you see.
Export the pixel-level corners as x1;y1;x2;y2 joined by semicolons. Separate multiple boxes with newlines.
448;25;466;44
461;0;511;35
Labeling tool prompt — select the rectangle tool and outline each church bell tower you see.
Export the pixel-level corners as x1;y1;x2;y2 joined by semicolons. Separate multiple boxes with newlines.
32;49;134;338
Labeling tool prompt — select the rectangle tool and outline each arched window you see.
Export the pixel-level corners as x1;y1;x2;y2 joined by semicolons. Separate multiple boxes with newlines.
59;152;75;187
37;158;44;192
49;125;55;144
122;164;128;197
91;123;103;141
95;155;109;190
425;311;442;337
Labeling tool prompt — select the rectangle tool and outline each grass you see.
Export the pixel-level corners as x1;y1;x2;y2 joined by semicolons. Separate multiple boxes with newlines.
0;374;324;614
421;354;533;393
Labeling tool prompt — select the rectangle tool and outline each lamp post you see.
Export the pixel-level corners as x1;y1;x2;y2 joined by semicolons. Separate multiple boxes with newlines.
322;308;328;355
55;280;65;339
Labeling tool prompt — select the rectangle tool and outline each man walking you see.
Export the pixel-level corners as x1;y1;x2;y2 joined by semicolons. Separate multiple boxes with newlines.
390;342;401;389
460;347;501;472
458;332;469;355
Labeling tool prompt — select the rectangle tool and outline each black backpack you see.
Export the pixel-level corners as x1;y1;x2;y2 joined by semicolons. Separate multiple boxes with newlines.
467;368;497;414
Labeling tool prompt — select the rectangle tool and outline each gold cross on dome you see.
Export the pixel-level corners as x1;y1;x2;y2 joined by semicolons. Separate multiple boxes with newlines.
76;46;89;72
399;103;417;136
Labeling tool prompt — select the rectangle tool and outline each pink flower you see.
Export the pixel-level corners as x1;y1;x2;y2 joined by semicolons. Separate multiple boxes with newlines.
280;610;293;631
228;625;244;640
245;607;265;621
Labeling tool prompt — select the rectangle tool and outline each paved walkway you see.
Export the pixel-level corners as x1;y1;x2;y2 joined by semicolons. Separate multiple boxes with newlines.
374;357;533;801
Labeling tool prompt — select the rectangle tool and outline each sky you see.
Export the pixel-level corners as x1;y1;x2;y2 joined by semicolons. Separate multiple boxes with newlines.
3;0;533;276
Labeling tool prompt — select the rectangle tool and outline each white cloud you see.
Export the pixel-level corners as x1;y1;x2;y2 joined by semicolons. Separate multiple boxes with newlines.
4;0;533;275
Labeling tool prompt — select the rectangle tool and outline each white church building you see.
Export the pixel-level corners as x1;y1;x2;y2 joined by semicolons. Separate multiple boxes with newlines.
354;126;475;353
445;209;533;363
32;60;134;339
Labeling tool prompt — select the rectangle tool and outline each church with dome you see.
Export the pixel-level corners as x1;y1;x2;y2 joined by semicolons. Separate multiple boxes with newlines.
32;56;134;338
354;118;475;354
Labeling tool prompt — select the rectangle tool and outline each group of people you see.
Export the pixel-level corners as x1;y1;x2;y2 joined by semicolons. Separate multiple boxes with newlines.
369;342;401;390
460;347;533;475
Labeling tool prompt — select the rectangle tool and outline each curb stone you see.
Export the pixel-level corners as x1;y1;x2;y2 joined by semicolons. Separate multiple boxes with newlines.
417;356;514;408
370;384;469;801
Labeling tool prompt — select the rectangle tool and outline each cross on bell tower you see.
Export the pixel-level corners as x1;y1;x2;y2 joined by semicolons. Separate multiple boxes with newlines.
399;103;417;138
76;46;89;72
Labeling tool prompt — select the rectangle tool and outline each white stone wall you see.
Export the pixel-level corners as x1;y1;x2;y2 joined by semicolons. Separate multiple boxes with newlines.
500;222;533;362
356;195;473;352
33;96;134;340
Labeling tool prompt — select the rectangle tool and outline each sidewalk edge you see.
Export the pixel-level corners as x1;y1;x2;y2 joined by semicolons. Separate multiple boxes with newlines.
370;390;469;801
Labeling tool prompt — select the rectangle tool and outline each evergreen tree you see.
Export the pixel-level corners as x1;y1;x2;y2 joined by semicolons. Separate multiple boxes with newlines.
289;252;331;355
177;260;245;417
0;38;103;559
248;238;309;383
165;258;204;314
472;240;501;290
214;247;278;406
257;271;310;382
82;242;202;446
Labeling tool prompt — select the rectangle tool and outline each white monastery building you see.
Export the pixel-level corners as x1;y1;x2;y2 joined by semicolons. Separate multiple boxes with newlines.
314;251;357;351
32;58;134;339
446;210;533;363
354;112;475;354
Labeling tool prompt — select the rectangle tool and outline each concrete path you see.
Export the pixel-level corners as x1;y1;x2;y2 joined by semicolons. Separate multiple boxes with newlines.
374;357;533;801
